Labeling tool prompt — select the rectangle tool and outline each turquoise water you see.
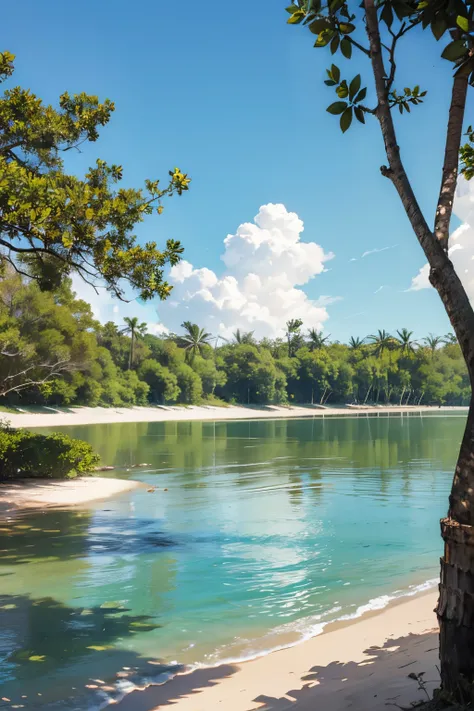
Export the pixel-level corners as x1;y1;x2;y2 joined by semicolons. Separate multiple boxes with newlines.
0;413;465;709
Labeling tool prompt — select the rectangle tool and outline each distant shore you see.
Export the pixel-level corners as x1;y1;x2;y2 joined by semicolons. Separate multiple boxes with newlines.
4;403;468;429
116;590;439;711
0;476;143;511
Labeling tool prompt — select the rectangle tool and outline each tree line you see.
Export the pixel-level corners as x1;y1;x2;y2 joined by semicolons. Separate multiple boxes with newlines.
0;269;468;409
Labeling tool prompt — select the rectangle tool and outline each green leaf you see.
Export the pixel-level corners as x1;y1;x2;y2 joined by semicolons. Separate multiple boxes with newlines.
85;208;94;220
354;106;366;124
287;10;305;24
349;74;361;100
456;15;469;32
441;39;467;62
315;29;334;46
392;0;413;20
340;37;352;59
340;106;353;133
331;64;341;83
285;4;299;13
324;79;337;86
431;17;448;40
308;18;330;34
380;2;394;27
337;82;349;98
354;87;367;103
330;34;340;54
339;22;355;34
327;101;348;115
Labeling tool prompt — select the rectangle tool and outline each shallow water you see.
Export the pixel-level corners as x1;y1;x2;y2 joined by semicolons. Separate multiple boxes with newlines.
0;413;465;709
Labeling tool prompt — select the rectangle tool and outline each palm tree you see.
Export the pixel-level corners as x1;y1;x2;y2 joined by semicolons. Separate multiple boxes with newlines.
121;317;148;369
307;328;330;350
348;336;365;350
233;329;256;345
367;329;394;357
286;318;303;357
423;333;443;356
396;328;417;355
181;321;212;361
444;332;457;345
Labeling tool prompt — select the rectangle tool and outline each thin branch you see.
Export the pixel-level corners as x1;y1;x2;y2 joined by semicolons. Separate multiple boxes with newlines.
347;36;370;56
434;72;469;251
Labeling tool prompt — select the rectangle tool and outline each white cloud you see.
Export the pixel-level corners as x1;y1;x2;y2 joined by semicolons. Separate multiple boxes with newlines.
71;275;169;335
408;176;474;296
157;203;334;339
361;244;398;258
71;203;334;339
350;244;398;261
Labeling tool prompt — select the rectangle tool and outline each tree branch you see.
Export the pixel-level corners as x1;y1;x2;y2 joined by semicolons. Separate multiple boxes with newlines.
434;73;469;251
347;36;370;56
0;359;73;397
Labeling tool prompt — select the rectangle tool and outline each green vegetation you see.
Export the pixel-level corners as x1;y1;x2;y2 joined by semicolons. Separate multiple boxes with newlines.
0;272;468;408
0;51;190;302
0;425;99;479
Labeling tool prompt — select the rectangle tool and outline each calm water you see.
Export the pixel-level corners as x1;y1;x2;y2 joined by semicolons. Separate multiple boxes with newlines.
0;414;466;709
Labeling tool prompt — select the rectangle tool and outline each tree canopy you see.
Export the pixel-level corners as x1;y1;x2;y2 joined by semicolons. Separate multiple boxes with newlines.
0;50;190;301
0;271;468;407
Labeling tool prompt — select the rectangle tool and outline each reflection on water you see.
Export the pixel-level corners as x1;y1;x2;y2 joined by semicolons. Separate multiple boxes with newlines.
0;414;465;709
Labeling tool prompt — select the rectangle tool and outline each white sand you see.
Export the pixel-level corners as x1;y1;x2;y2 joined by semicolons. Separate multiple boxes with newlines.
116;591;439;711
4;403;467;429
0;476;142;510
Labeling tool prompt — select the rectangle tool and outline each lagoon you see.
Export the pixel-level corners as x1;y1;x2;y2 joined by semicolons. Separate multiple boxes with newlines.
0;413;465;709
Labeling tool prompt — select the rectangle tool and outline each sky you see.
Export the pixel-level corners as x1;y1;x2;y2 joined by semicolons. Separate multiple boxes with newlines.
3;0;474;342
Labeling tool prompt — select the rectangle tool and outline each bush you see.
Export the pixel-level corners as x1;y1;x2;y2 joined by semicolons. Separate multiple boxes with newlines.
0;426;100;480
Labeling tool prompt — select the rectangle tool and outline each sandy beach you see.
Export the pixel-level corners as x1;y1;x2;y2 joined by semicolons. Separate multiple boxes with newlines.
0;476;143;510
4;403;467;429
116;591;439;711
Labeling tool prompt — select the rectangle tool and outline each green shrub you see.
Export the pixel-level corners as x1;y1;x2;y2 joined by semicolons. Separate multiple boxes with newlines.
0;427;100;480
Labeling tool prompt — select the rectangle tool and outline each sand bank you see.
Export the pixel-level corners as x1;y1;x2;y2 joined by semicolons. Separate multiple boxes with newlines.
4;403;467;429
116;591;439;711
0;476;142;511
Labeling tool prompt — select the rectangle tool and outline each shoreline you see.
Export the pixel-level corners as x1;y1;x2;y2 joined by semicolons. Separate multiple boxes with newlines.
3;403;468;429
115;588;440;711
0;476;143;511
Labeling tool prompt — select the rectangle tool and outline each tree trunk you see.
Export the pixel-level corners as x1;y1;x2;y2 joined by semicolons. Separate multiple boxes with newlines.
363;383;372;405
438;398;474;698
399;386;406;406
363;0;474;696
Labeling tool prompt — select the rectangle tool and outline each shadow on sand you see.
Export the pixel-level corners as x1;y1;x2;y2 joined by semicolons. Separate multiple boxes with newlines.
115;630;440;711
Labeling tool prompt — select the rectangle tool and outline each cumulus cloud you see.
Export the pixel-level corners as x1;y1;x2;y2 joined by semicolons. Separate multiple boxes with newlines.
156;203;335;339
71;203;335;339
408;177;474;296
71;275;169;335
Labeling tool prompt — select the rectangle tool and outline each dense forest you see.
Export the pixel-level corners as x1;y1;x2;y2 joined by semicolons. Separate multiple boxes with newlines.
0;270;469;408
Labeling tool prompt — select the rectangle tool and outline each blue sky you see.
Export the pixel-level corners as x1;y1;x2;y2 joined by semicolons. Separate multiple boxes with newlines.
3;0;472;341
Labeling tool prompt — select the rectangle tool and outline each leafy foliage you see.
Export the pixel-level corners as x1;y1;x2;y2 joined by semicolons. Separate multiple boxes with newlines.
0;272;468;408
0;426;99;479
0;51;190;300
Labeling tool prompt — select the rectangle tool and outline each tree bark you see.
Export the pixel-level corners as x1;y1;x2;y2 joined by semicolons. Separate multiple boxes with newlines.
438;398;474;697
435;74;469;251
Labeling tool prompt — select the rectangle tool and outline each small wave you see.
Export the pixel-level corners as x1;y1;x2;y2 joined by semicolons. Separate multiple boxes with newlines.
97;577;438;710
